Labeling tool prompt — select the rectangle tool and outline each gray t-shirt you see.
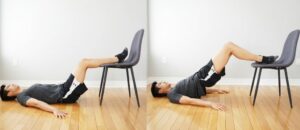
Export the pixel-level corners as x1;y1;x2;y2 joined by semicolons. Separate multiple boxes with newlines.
17;84;63;106
167;74;206;104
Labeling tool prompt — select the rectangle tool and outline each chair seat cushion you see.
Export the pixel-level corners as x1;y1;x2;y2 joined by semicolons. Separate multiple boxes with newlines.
251;61;287;68
100;60;133;68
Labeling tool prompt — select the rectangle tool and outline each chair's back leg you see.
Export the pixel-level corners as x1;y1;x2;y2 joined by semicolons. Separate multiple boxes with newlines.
284;68;293;108
130;67;140;107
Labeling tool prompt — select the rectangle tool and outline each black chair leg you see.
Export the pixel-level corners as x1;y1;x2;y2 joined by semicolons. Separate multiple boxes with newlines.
250;67;257;96
100;67;108;106
278;68;281;96
284;68;293;108
130;67;140;107
253;68;262;106
126;68;131;97
99;68;106;97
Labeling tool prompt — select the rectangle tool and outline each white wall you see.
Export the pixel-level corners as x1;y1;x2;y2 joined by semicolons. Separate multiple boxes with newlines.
149;0;300;80
0;0;148;84
0;1;2;77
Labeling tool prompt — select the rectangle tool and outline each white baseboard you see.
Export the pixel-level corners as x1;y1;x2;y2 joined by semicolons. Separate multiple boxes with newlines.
0;80;147;88
148;77;300;86
2;77;299;88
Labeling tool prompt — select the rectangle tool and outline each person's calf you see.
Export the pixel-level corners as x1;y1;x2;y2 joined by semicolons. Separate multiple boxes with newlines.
59;83;88;104
196;60;214;79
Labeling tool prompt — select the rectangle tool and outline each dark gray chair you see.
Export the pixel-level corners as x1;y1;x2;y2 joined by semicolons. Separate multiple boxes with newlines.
249;30;300;108
98;29;144;107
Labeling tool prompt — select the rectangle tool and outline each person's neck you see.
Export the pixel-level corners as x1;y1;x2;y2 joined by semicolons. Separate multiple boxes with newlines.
15;88;23;95
165;88;172;93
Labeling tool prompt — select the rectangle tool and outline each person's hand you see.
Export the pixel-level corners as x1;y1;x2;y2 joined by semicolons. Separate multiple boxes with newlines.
53;109;68;118
209;102;225;111
217;89;229;94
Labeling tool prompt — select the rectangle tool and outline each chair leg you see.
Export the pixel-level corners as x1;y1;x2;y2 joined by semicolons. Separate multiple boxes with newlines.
126;68;131;97
249;67;257;96
278;68;281;96
98;68;106;97
100;67;108;106
130;67;140;107
253;68;262;106
284;68;293;108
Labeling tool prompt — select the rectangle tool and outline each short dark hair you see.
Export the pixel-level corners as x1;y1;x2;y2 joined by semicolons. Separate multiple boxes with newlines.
151;81;167;97
0;84;17;101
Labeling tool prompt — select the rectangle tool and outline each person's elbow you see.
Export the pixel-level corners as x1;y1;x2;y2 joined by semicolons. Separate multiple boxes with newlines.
179;96;192;105
26;98;40;107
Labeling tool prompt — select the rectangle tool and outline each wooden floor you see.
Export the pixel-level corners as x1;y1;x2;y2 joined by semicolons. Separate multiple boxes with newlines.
0;88;146;130
1;85;300;130
147;85;300;130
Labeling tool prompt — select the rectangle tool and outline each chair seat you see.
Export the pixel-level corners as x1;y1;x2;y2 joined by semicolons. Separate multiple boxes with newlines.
101;60;134;68
251;61;288;68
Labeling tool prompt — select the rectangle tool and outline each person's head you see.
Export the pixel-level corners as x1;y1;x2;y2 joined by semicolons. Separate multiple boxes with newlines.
151;81;171;97
0;84;20;101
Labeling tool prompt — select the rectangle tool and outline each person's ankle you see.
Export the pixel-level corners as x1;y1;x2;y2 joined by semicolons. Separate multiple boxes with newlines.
115;48;128;63
257;55;278;64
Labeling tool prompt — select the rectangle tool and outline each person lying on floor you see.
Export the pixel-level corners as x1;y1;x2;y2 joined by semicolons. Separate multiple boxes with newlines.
151;42;278;111
0;48;128;118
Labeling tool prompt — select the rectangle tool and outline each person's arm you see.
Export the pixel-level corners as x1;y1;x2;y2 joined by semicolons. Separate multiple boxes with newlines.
26;98;68;118
206;88;229;94
179;95;225;111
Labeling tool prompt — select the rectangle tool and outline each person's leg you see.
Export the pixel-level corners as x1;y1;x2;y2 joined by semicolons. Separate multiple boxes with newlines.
73;57;118;83
212;42;263;73
61;57;118;101
59;48;128;103
73;48;128;83
60;83;88;103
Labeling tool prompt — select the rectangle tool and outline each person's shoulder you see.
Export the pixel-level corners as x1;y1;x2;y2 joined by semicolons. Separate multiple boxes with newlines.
167;88;176;97
174;79;186;88
16;90;28;103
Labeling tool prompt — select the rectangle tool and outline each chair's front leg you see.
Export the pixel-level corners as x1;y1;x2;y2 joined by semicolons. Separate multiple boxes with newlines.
126;68;131;97
99;68;106;97
250;67;258;96
278;68;281;96
100;67;108;106
253;68;262;105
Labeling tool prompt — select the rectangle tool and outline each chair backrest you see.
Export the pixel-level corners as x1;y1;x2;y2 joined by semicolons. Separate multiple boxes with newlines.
276;29;300;67
125;29;144;66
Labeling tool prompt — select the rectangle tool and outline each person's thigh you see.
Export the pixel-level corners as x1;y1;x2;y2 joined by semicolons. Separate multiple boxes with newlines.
212;46;230;73
59;74;75;97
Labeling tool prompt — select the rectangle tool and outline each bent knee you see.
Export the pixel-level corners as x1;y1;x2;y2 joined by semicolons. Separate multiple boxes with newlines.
224;41;235;48
223;42;236;52
79;58;89;67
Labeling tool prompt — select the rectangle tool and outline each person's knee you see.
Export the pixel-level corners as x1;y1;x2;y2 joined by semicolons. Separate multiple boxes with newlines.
79;58;89;68
223;42;236;53
224;41;235;48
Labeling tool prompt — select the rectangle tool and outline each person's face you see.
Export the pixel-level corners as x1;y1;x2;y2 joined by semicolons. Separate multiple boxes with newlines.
156;82;171;93
5;84;20;96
